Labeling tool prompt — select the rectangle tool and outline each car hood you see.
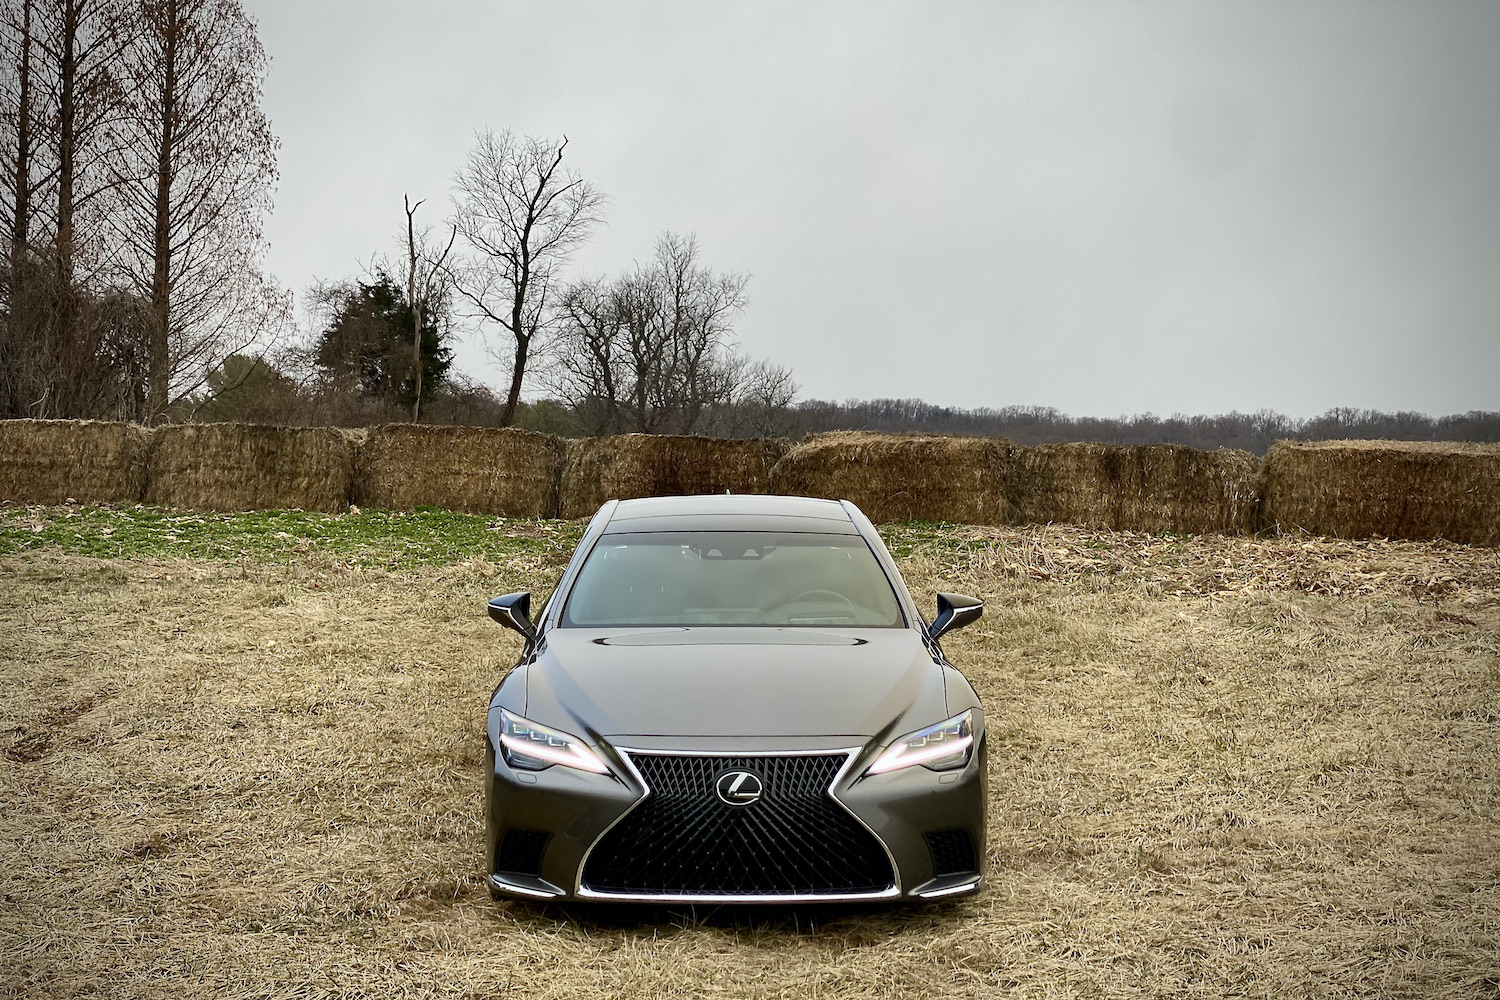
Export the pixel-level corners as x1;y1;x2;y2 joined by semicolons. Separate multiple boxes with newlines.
523;627;947;741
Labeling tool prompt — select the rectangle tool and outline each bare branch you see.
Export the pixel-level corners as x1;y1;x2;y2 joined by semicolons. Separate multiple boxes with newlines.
450;127;604;426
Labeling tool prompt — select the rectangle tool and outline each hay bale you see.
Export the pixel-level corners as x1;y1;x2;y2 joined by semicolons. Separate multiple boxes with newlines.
560;435;791;519
0;419;152;504
354;424;565;516
1261;439;1500;546
768;432;1019;525
1012;442;1259;535
146;424;353;512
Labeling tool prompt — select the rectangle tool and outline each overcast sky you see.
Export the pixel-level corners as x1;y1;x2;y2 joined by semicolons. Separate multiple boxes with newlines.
246;1;1500;419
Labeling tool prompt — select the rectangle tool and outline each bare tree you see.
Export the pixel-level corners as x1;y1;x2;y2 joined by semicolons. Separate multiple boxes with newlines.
644;232;748;433
451;128;603;427
0;0;134;280
547;275;624;435
0;0;137;419
41;0;131;283
0;0;49;414
0;249;147;417
715;353;798;438
108;0;284;422
0;0;43;259
401;193;454;421
547;232;787;437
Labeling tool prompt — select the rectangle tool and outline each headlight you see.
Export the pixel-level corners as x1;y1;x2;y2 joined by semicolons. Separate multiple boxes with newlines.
866;710;974;775
498;709;610;774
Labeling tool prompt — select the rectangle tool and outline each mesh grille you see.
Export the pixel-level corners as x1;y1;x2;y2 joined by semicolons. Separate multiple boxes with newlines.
581;753;894;896
924;828;977;877
495;829;551;876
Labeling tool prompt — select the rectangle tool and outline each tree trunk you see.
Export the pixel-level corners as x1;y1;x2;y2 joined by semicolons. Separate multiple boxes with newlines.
500;279;530;427
9;0;34;259
407;199;421;421
501;331;527;427
411;301;421;421
56;0;77;280
146;0;178;423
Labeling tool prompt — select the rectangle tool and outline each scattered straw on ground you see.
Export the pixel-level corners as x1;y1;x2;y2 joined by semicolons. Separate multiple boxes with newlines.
887;522;1500;602
1;521;1497;998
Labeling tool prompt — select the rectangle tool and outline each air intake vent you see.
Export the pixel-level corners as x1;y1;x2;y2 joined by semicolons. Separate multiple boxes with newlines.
582;753;894;897
495;829;550;877
924;828;977;877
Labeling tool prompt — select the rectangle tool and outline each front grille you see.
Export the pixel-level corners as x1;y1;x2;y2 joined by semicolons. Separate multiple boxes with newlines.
495;829;550;877
924;828;977;877
581;753;894;897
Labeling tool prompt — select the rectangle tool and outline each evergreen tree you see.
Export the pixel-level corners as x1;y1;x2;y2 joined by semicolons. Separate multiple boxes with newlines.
312;272;451;413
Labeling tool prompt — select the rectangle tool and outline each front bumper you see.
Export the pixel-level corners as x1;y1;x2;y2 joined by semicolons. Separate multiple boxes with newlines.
483;731;987;904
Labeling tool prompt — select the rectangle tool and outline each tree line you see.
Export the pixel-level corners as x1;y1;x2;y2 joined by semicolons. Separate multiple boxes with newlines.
185;128;796;438
0;0;281;423
360;131;799;437
785;400;1500;454
1;7;794;436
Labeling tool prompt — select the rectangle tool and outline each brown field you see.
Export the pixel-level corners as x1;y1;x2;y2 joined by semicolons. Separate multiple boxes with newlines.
2;518;1499;998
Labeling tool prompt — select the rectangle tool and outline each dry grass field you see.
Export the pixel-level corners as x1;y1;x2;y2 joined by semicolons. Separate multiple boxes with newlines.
2;505;1498;999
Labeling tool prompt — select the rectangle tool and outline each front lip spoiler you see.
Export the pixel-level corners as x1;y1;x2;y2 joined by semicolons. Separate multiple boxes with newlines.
576;885;902;903
576;746;902;902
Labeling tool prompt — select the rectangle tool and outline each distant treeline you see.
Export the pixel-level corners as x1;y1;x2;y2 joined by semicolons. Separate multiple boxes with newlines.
102;351;1500;453
781;400;1500;454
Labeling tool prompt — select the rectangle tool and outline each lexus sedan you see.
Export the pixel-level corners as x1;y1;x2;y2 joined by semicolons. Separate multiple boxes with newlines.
483;494;987;903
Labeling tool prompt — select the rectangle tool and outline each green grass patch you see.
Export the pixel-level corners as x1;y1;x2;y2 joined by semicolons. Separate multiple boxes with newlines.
877;520;979;558
0;503;585;569
2;506;973;567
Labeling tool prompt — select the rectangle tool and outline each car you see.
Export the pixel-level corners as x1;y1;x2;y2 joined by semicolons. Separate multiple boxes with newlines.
482;494;987;904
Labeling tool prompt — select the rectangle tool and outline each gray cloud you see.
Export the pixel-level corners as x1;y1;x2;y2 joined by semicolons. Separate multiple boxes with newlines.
248;0;1500;417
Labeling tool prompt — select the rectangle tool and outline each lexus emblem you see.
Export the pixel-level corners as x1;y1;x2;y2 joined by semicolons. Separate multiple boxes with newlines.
715;770;764;806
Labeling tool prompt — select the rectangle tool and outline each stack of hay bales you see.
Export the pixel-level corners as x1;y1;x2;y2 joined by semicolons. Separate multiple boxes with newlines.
0;419;152;504
768;432;1020;525
354;424;565;516
1012;443;1260;534
10;420;1498;549
1261;440;1500;545
560;435;790;519
146;424;354;512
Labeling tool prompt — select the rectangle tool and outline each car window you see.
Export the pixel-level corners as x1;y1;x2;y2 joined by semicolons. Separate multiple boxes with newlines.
561;531;904;628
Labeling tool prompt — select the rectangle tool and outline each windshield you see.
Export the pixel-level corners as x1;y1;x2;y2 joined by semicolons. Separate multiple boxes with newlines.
561;531;904;627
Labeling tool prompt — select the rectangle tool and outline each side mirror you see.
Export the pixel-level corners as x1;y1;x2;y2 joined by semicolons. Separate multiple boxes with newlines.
488;592;537;641
928;592;983;642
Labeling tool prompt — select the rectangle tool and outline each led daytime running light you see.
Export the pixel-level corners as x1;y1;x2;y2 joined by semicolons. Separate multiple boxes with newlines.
866;711;974;775
499;709;610;774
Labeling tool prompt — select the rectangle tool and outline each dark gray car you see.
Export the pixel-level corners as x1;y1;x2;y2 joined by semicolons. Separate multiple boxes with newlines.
483;495;986;903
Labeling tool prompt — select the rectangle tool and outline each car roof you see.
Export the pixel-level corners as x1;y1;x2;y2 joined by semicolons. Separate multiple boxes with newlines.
602;494;860;534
